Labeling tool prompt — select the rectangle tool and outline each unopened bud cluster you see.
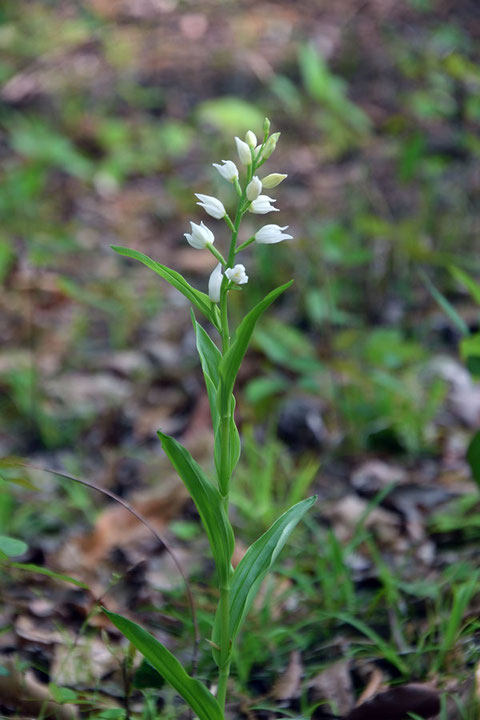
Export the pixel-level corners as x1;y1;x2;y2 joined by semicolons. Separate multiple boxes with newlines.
183;119;292;301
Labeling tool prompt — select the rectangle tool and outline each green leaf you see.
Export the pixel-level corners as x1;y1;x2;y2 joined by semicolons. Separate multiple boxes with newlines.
467;430;480;485
104;610;224;720
212;496;316;662
112;245;220;329
0;456;25;468
419;269;469;336
157;431;234;584
219;281;293;407
450;266;480;306
0;474;37;490
192;312;221;429
133;660;165;690
8;562;89;589
49;684;77;703
0;536;27;557
460;334;480;379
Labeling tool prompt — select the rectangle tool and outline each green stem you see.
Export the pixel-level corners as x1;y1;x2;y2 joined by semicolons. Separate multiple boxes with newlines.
233;177;242;197
207;243;227;265
214;153;263;711
236;236;256;253
224;214;236;233
216;584;231;712
220;283;229;353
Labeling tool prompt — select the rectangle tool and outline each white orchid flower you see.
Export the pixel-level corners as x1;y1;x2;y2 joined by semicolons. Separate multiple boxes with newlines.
195;193;226;219
184;221;215;249
208;263;223;302
212;160;239;183
234;136;252;165
248;194;279;214
225;264;248;285
246;176;262;201
255;224;293;244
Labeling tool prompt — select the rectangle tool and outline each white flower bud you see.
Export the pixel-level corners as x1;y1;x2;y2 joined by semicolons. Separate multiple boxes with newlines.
246;176;262;201
208;263;223;302
184;221;215;249
255;224;293;244
225;264;248;285
248;194;279;214
261;132;280;159
235;136;252;165
261;173;288;189
195;193;226;219
245;130;257;148
263;117;271;136
212;160;239;183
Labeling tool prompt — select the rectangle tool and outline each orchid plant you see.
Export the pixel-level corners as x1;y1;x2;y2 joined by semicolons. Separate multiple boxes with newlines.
105;119;316;719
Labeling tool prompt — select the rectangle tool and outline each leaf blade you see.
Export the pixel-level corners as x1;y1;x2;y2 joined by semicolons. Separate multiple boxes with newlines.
112;245;220;329
104;610;224;720
157;431;234;585
212;496;316;662
192;312;221;429
218;280;293;405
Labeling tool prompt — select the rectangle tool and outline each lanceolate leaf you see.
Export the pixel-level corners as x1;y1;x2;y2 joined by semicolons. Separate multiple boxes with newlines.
112;246;220;329
0;536;27;558
218;281;293;407
157;431;234;585
104;610;224;720
212;495;316;662
192;312;221;429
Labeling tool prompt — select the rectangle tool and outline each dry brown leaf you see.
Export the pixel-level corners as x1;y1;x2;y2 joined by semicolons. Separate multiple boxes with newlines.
56;479;188;576
309;659;354;716
271;650;303;701
355;667;384;706
0;657;78;720
330;495;401;545
344;683;440;720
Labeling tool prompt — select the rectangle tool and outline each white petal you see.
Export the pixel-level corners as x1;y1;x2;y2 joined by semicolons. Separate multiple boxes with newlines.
208;263;223;302
235;136;252;165
255;224;292;244
246;176;262;201
212;160;238;182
